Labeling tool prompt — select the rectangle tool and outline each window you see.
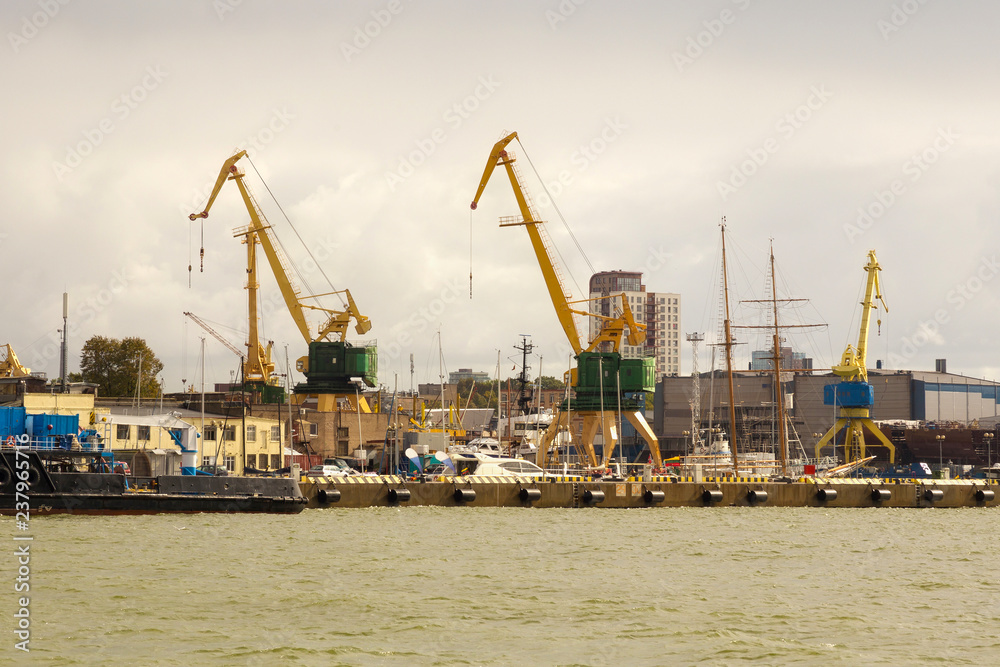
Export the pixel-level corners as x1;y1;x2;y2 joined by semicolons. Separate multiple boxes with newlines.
202;456;212;468
258;453;268;469
270;454;280;469
309;423;318;436
337;427;349;439
116;425;130;440
203;425;217;441
224;455;235;472
224;426;236;441
246;425;257;442
137;425;150;441
270;426;280;440
246;456;256;470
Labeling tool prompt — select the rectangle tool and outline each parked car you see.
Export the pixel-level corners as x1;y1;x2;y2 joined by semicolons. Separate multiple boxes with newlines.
305;463;358;477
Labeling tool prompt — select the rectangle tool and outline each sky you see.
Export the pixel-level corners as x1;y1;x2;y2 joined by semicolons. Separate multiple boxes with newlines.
2;1;999;393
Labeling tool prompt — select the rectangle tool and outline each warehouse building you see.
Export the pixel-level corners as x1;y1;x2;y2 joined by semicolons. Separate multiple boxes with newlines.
654;366;1000;463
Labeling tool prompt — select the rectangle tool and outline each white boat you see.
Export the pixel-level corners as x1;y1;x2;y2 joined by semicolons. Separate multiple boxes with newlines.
449;437;502;457
498;410;571;461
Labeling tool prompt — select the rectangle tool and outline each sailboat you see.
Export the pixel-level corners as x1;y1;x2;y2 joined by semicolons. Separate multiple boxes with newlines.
684;222;835;478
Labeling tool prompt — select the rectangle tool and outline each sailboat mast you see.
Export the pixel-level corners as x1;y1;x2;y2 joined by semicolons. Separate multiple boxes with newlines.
769;243;789;476
438;329;447;452
721;221;741;475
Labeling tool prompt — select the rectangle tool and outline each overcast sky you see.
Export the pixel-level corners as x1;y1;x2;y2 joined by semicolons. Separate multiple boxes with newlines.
3;1;998;393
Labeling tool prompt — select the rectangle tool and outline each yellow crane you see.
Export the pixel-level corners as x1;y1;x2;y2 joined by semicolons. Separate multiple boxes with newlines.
189;150;376;410
0;344;31;378
815;250;896;463
471;132;661;470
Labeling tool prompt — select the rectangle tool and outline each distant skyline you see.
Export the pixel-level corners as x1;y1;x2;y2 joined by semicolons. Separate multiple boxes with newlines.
3;1;998;392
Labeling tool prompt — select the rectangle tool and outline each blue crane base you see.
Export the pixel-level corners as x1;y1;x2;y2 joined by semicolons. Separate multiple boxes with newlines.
824;382;875;409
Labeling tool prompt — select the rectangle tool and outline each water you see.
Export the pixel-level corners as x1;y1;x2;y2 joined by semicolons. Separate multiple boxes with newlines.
2;507;998;665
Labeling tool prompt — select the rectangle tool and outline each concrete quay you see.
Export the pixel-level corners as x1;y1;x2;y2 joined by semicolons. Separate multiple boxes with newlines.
300;476;999;510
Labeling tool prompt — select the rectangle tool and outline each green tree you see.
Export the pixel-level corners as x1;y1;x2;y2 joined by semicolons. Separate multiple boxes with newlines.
80;336;164;398
456;379;501;410
539;375;565;390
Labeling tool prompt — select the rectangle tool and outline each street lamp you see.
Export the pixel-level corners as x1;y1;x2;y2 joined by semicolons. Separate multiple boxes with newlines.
985;432;994;470
935;434;945;474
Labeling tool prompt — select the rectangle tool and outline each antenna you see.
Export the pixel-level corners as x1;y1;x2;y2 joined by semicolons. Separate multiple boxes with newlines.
686;332;704;448
60;292;68;394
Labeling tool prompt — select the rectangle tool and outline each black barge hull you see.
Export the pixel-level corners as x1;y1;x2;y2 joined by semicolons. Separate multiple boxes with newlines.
1;452;306;515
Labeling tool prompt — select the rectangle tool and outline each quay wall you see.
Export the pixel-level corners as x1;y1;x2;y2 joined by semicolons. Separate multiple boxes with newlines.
300;476;999;510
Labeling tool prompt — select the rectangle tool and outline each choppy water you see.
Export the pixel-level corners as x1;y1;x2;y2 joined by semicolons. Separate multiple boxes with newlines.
1;507;998;666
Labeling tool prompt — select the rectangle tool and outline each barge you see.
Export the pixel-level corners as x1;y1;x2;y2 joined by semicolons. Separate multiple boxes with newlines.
1;450;306;515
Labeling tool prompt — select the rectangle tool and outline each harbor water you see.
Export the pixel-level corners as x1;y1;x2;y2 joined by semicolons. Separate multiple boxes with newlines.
2;507;998;665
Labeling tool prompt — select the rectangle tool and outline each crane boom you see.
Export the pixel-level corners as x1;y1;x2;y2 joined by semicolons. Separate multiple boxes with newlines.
0;344;31;378
189;150;370;345
191;150;311;344
183;312;245;359
831;250;887;383
470;133;645;354
471;133;584;354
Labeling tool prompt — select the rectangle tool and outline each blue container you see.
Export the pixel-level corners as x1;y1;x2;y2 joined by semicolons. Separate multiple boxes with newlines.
28;413;80;448
0;406;26;440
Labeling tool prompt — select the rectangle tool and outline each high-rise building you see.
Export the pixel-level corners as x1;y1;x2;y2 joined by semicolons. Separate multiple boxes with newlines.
588;270;680;380
750;347;812;372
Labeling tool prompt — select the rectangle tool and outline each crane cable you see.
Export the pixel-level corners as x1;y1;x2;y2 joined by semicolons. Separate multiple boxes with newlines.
469;209;474;299
188;220;193;287
517;138;595;292
245;155;348;310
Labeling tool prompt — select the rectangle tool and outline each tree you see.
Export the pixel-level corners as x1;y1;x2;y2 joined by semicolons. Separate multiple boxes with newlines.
455;379;499;410
538;375;565;390
80;336;164;398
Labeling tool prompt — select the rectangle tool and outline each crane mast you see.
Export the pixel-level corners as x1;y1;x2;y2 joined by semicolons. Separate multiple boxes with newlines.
470;132;661;470
816;250;896;463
